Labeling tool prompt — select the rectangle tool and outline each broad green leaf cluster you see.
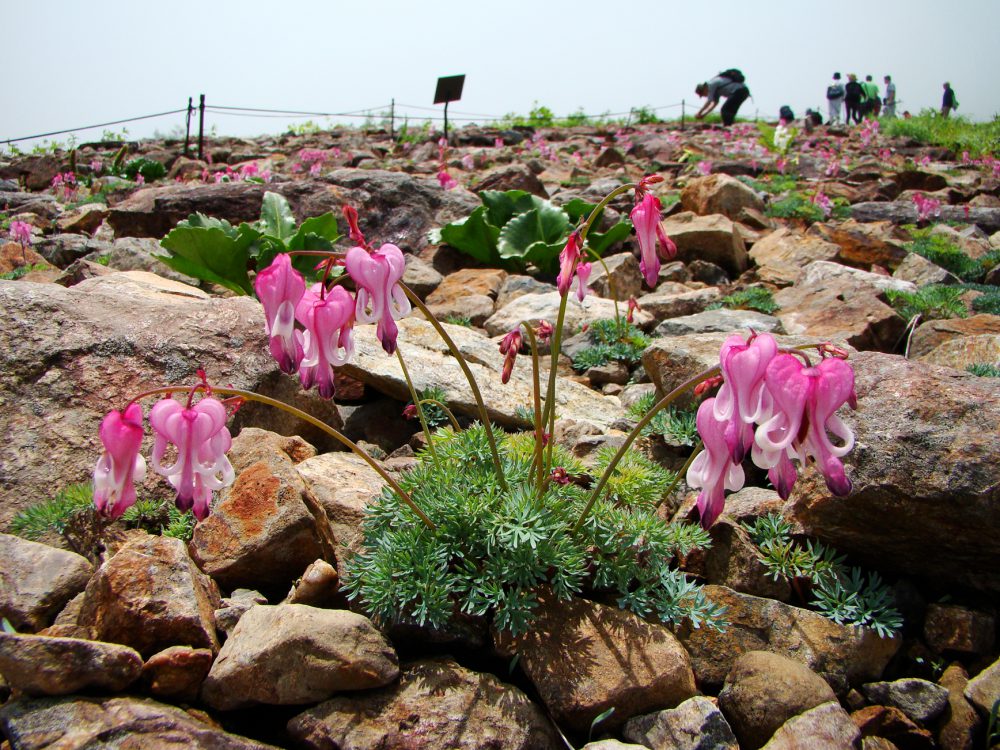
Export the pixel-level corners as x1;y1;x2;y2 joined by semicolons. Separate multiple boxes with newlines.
343;425;724;636
429;190;631;274
157;192;341;294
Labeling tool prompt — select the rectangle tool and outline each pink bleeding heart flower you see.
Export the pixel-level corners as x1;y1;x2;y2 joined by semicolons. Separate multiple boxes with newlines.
627;297;640;324
714;332;779;463
574;261;592;302
296;283;356;399
437;169;458;190
345;243;411;355
535;320;553;343
92;403;147;519
753;354;857;498
687;397;746;528
630;192;676;289
556;231;583;297
498;328;522;384
254;253;306;374
149;396;235;520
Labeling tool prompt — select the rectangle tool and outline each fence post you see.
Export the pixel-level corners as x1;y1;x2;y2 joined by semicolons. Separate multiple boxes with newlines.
390;99;395;142
198;94;206;161
184;98;193;157
681;99;685;131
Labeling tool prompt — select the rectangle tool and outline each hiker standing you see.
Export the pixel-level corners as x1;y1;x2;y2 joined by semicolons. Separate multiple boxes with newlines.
862;75;881;117
844;74;865;125
694;69;750;126
941;82;957;118
826;72;846;125
883;75;897;118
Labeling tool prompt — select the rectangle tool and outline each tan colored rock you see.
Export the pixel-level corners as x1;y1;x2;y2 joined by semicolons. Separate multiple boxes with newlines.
761;702;860;750
965;656;1000;716
675;586;899;691
718;651;838;749
201;604;399;710
636;287;721;320
0;631;142;696
140;645;213;701
937;664;980;750
660;211;749;277
851;705;934;750
681;174;766;219
892;252;958;286
703;519;792;601
862;679;949;724
924;604;995;657
748;228;841;286
189;428;324;593
485;289;652;338
0;534;92;632
78;533;221;658
283;559;340;606
426;267;508;304
807;219;910;270
55;203;109;234
494;594;696;732
587;251;645;300
918;334;1000;371
909;315;1000;359
623;696;739;750
288;657;561;750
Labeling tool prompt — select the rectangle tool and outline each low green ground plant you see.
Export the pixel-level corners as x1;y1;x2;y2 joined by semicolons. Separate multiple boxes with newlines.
626;392;699;446
571;318;651;371
886;284;968;322
881;112;1000;157
710;287;779;315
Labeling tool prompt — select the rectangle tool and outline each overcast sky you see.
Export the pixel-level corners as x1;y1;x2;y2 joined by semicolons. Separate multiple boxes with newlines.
4;0;998;149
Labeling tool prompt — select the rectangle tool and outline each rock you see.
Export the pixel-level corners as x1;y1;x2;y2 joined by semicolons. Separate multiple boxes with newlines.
894;170;949;193
786;352;1000;594
54;203;109;235
287;657;561;750
473;163;549;197
494;594;696;732
283;559;339;606
581;742;647;750
0;154;64;190
675;586;899;692
636;287;722;320
341;314;623;432
908;315;1000;359
703;519;792;600
718;651;838;750
427;267;507;305
201;604;398;710
589;252;644;300
426;293;496;327
189;427;325;594
496;273;555;308
0;273;281;529
622;696;739;750
402;253;443;298
659;212;749;277
964;656;1000;716
918;334;1000;372
937;664;980;750
214;588;268;636
97;236;200;284
0;695;280;749
797;260;917;294
718;486;786;523
774;276;904;352
34;233;110;267
851;705;935;750
807;220;910;270
862;679;950;724
862;738;902;750
892;252;960;287
52;258;116;286
140;645;214;702
924;604;995;657
486;290;651;338
748;228;841;287
851;202;1000;235
761;702;860;750
681;173;765;220
587;361;630;386
0;534;92;632
688;259;731;286
77;533;221;658
0;631;142;696
654;308;784;337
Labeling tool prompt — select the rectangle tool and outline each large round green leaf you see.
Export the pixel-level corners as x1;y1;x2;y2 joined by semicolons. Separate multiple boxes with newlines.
497;204;570;262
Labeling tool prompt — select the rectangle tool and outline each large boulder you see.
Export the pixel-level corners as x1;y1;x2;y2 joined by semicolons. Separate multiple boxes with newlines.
761;702;860;750
659;212;749;277
623;696;738;750
786;351;1000;594
748;228;841;287
0;534;92;632
288;657;561;750
681;174;765;220
807;219;910;270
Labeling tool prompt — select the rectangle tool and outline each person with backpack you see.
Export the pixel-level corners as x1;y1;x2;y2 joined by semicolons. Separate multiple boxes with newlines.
694;69;750;126
862;75;881;117
941;82;958;118
844;73;865;125
826;72;846;125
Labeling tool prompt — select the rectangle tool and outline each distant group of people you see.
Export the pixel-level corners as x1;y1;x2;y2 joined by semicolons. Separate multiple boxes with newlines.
825;73;896;125
691;68;959;129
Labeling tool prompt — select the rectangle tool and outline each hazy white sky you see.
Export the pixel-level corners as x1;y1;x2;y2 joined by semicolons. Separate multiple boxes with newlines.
4;0;998;148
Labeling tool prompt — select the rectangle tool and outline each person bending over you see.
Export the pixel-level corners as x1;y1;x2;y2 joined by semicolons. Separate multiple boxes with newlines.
695;69;750;126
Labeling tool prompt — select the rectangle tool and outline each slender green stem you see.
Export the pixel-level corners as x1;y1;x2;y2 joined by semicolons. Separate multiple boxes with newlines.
140;386;437;531
519;322;545;493
541;298;569;476
572;365;720;532
578;183;635;246
418;399;461;431
395;348;438;466
588;250;621;326
654;443;703;510
400;284;508;493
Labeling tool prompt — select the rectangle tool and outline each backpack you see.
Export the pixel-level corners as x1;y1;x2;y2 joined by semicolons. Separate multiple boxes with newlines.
779;105;795;122
719;68;745;84
826;83;845;100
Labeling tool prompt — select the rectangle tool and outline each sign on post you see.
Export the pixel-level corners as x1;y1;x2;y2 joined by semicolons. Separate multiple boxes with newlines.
434;75;465;142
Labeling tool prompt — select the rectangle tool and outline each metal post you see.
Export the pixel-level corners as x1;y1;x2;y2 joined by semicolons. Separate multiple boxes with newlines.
390;98;395;142
443;101;449;143
198;94;205;161
184;97;193;157
681;99;685;131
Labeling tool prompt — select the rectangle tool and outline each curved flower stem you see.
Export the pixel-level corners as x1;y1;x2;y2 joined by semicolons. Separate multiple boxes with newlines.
418;399;461;431
135;386;436;531
541;297;569;476
400;284;508;493
572;365;720;533
519;322;545;494
395;348;439;467
578;183;635;246
587;249;621;326
654;442;703;510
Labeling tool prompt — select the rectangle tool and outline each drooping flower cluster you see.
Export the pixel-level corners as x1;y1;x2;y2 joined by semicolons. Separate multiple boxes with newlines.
630;179;677;288
93;394;235;521
687;332;857;527
253;206;410;398
8;220;33;249
811;190;832;218
912;193;942;223
859;118;880;148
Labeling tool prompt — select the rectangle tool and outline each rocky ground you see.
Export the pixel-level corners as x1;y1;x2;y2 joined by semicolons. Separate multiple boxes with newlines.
0;120;998;749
